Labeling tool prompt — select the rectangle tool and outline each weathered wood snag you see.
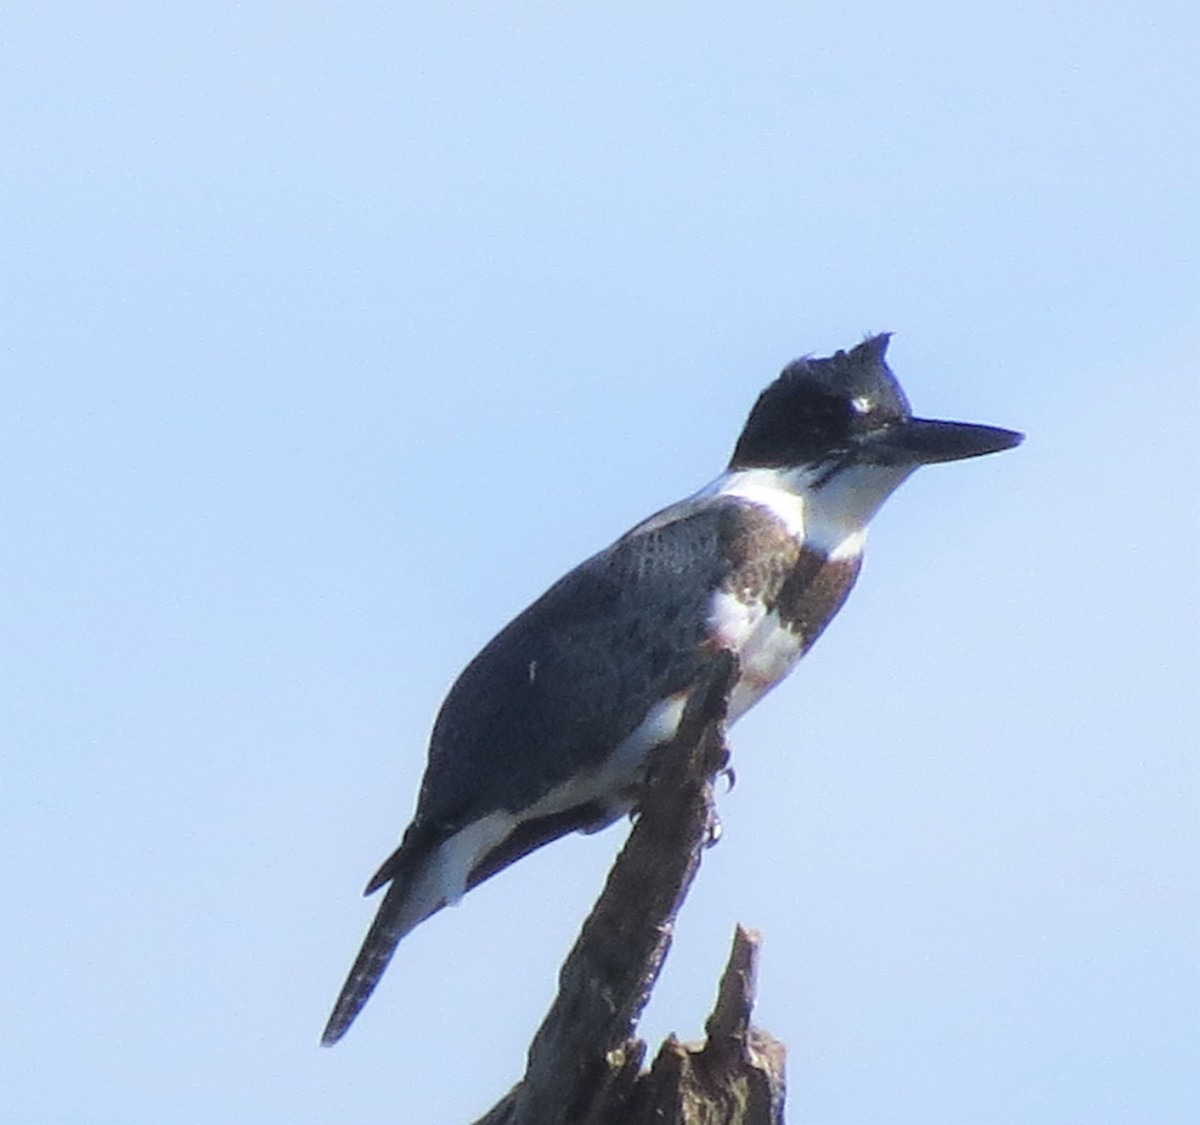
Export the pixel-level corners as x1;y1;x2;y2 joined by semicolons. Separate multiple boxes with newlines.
473;653;787;1125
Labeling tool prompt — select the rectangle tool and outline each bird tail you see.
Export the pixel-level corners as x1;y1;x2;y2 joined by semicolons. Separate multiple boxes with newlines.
320;841;447;1046
321;808;547;1045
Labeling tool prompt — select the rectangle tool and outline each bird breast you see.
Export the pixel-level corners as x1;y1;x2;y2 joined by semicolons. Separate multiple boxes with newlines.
708;544;864;722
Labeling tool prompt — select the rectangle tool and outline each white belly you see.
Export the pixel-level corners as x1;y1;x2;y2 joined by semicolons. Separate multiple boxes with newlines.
708;590;807;722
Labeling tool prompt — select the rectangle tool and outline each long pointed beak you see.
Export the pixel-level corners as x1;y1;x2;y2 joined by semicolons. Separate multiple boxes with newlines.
862;417;1024;466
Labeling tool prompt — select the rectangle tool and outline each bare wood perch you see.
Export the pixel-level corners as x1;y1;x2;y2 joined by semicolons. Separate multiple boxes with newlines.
473;652;786;1125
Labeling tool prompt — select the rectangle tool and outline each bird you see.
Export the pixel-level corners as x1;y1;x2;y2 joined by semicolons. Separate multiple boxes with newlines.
321;333;1022;1045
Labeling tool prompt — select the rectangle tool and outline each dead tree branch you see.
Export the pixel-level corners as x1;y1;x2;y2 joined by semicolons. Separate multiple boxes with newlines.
473;652;786;1125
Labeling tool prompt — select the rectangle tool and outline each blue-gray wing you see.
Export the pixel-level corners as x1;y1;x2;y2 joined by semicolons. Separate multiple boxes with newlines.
411;496;771;836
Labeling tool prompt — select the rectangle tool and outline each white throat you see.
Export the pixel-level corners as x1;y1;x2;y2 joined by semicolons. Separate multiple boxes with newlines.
706;462;916;558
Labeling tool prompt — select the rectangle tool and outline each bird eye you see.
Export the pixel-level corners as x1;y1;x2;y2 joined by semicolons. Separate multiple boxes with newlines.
850;395;872;415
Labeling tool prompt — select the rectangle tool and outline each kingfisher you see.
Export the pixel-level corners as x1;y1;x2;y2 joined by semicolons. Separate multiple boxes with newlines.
321;333;1022;1045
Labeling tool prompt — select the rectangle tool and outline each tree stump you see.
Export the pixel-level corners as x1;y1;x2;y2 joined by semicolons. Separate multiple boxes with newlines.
473;653;787;1125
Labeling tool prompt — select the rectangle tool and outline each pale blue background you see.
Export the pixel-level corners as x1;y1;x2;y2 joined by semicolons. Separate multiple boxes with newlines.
4;4;1198;1123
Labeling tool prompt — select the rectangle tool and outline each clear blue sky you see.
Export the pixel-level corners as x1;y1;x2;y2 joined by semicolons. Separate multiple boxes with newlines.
4;4;1197;1123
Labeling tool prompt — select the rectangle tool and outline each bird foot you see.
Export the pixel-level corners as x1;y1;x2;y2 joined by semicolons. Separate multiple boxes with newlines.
705;807;723;848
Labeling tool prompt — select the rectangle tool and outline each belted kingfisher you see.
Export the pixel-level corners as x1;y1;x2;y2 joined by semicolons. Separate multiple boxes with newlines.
321;333;1022;1045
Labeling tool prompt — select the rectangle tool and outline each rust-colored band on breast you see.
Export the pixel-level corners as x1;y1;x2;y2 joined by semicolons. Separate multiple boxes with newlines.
777;547;863;651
